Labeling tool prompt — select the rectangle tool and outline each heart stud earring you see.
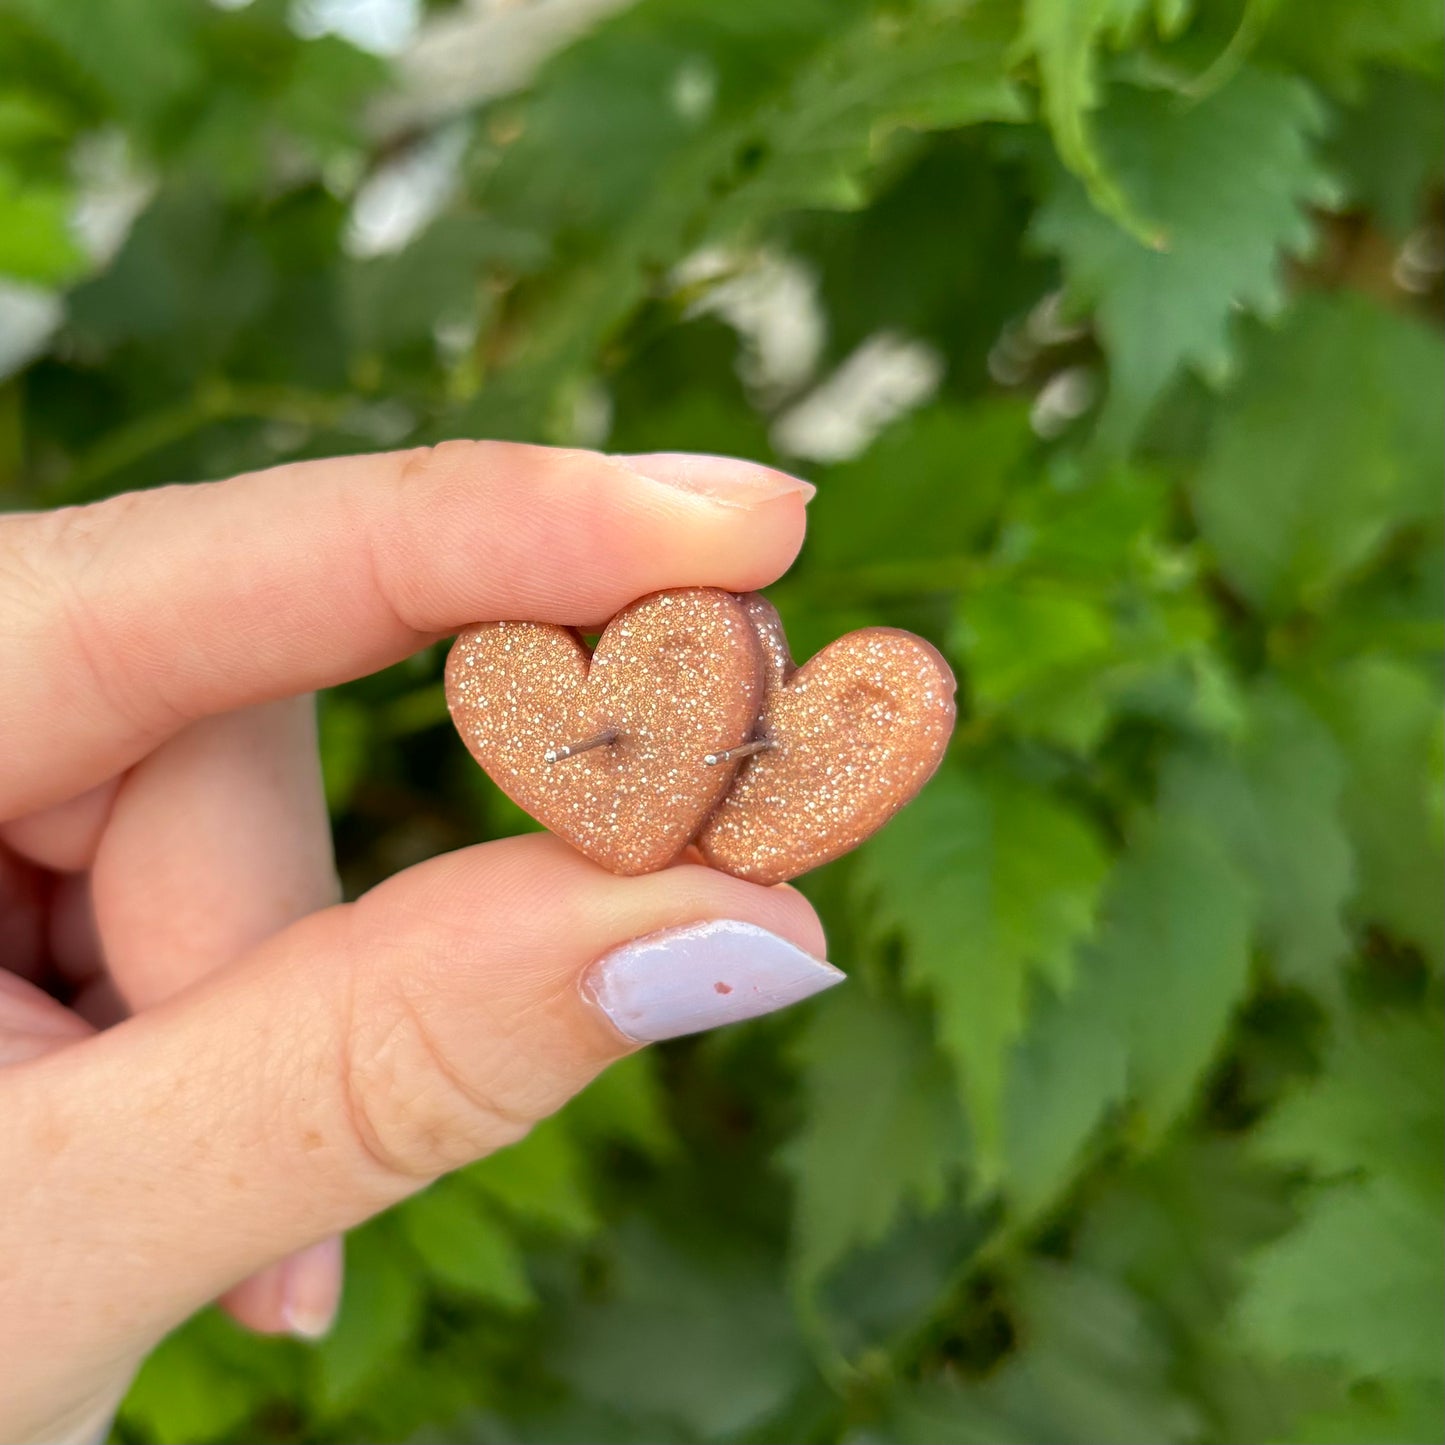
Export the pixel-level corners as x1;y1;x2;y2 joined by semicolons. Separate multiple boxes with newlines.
445;588;767;875
696;594;956;885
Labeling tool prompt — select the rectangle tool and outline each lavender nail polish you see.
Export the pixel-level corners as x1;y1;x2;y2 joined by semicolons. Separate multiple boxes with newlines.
583;920;843;1043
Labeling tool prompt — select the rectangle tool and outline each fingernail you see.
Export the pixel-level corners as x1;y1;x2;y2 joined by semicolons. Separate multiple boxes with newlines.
281;1236;344;1341
583;919;843;1043
616;452;816;508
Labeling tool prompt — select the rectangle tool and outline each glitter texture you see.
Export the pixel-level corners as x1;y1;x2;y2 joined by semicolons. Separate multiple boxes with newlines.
697;594;956;886
444;589;765;875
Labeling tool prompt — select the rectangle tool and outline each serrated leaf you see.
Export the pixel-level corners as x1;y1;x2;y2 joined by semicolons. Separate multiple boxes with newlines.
1256;1013;1445;1207
1033;65;1332;450
1015;0;1162;240
550;1223;813;1441
467;0;1026;437
1000;954;1128;1215
312;1223;424;1416
805;399;1034;573
958;577;1117;749
1237;1012;1445;1388
861;766;1109;1172
817;1200;989;1362
397;1180;535;1309
1095;801;1256;1134
1192;293;1445;616
1302;657;1445;966
957;465;1221;749
867;1262;1200;1444
1161;681;1353;990
1261;0;1445;96
1238;1177;1445;1381
1000;461;1172;581
563;1050;676;1159
1075;1139;1308;1443
463;1116;598;1239
1329;68;1445;236
706;0;1026;233
997;798;1254;1205
783;983;968;1292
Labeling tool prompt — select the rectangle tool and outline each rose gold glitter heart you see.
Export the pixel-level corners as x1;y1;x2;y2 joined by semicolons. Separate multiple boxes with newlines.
696;594;956;885
445;589;766;875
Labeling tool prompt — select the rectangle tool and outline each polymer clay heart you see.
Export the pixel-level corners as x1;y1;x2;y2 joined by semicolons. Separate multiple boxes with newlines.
697;594;956;885
445;589;765;875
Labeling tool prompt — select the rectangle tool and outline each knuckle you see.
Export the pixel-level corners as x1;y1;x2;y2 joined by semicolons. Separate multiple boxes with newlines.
4;494;183;736
366;442;506;635
381;440;626;625
337;931;535;1183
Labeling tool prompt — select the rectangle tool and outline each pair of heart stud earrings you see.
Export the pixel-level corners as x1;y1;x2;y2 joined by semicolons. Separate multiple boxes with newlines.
445;588;956;886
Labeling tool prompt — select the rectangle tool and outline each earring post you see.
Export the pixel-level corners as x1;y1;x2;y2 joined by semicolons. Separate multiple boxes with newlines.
545;728;619;764
703;739;775;767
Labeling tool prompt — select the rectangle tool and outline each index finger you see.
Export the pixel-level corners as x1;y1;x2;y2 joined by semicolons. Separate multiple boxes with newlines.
0;443;812;817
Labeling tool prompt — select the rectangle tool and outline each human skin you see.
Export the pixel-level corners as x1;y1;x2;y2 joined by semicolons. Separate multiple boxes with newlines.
0;441;831;1444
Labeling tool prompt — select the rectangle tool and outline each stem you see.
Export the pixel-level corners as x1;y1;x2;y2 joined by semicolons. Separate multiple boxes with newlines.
61;381;352;499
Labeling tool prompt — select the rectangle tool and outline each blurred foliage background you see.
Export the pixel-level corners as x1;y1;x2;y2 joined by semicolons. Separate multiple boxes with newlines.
2;0;1442;1441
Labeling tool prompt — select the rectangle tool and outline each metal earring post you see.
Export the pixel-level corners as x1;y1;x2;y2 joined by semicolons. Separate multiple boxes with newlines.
703;739;775;767
545;728;620;764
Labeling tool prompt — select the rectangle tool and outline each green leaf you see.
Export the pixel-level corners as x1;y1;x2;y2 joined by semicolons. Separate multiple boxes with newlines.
805;399;1034;574
959;576;1123;750
1302;657;1445;966
957;464;1223;748
68;187;273;368
120;1316;261;1444
1033;65;1332;451
706;0;1026;233
397;1180;536;1309
1238;1177;1445;1381
1192;293;1445;615
344;213;547;354
1238;1013;1445;1387
1094;800;1256;1134
1000;954;1127;1215
1292;1379;1445;1445
869;1262;1200;1444
1074;1139;1308;1443
1161;681;1353;990
998;459;1172;582
1329;68;1445;235
1256;1013;1445;1208
998;794;1257;1209
1014;0;1163;241
550;1223;814;1441
468;0;1025;437
860;765;1109;1171
783;983;968;1292
1261;0;1445;96
310;1224;424;1416
7;0;203;132
463;1116;598;1239
562;1050;676;1159
0;164;85;284
318;692;372;813
816;1200;990;1362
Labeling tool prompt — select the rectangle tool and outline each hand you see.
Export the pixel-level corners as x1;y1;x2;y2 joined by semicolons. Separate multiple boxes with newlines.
0;442;833;1445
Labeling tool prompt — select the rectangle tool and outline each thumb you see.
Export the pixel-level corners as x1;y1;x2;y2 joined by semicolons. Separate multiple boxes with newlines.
0;835;834;1438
